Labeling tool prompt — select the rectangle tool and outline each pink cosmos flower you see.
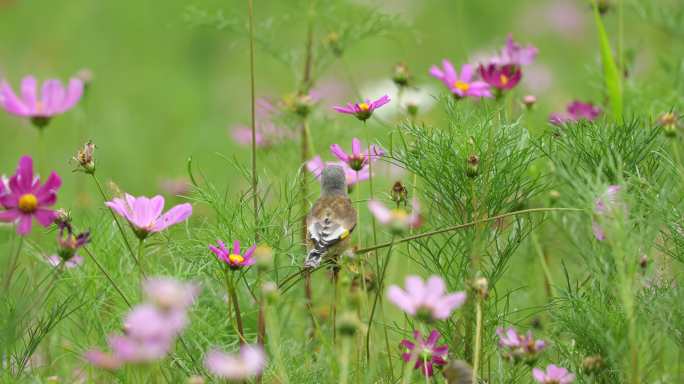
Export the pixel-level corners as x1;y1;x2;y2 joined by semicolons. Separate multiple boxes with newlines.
107;334;172;363
491;34;539;67
400;330;448;377
478;64;522;91
429;60;492;99
209;240;256;270
0;156;61;235
124;304;187;340
230;97;296;148
205;345;266;380
592;185;622;241
46;254;84;269
368;198;421;234
333;95;391;121
532;364;576;384
387;275;466;321
143;277;200;311
550;100;602;125
105;194;192;239
306;156;369;186
496;327;547;363
330;137;384;171
0;76;84;128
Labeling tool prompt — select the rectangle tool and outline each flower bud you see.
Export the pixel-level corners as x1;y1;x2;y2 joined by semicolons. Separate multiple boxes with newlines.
391;181;408;207
73;141;96;174
406;102;419;117
324;32;343;57
392;62;411;88
473;277;489;300
658;112;679;138
262;281;280;304
253;245;274;270
466;154;480;178
337;311;361;337
582;355;604;375
522;95;536;110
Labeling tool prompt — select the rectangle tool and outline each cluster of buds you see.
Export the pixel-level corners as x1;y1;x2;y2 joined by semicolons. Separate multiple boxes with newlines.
658;112;680;137
496;327;547;364
392;62;412;88
72;141;96;174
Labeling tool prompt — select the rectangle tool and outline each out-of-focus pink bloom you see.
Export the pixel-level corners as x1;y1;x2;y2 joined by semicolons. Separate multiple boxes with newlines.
532;364;576;383
143;277;200;311
388;275;466;321
550;100;602;125
107;334;172;363
368;199;421;234
84;350;123;371
490;34;539;67
592;185;622;241
209;240;256;270
159;177;191;197
333;95;391;121
0;76;83;128
230;97;295;148
46;254;84;269
478;64;522;91
430;60;492;99
496;327;547;363
204;345;266;380
523;95;537;108
307;156;369;186
535;0;586;39
124;304;187;340
0;156;61;235
400;330;448;377
330;138;384;171
105;194;192;239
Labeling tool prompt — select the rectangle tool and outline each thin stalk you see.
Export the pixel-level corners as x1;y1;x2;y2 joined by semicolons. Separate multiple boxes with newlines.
3;235;24;291
339;337;352;384
472;296;483;383
226;272;247;344
90;173;141;269
531;231;556;298
332;268;339;344
365;237;395;364
137;239;146;283
82;247;132;307
247;0;259;236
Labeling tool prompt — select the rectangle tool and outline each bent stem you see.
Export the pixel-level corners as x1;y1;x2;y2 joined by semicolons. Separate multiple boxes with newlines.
82;247;132;307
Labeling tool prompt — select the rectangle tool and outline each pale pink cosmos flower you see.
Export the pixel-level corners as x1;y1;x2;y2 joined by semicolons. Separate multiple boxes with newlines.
143;277;200;311
307;156;369;186
387;275;466;321
209;240;257;270
105;194;192;239
429;60;492;98
123;304;187;341
0;156;61;235
333;95;391;121
330;137;384;171
400;330;448;377
490;34;539;67
496;327;547;362
204;345;266;380
107;334;173;363
0;75;83;128
46;254;84;269
368;198;421;234
532;364;576;383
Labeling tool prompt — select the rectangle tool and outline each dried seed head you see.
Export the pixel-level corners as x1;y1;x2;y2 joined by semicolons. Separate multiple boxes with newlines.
639;254;648;269
73;141;96;174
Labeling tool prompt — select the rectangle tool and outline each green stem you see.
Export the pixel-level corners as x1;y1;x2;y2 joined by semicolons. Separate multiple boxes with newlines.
226;272;246;344
339;337;352;384
472;296;483;383
365;236;395;364
137;238;146;283
531;231;556;298
82;246;132;307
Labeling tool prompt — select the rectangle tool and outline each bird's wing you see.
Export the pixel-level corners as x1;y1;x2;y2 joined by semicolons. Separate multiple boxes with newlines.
304;196;357;268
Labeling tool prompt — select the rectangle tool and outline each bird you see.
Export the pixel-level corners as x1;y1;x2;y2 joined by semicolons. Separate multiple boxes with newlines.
304;165;357;269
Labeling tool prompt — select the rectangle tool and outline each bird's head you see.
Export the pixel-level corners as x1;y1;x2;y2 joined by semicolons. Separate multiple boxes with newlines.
321;165;347;196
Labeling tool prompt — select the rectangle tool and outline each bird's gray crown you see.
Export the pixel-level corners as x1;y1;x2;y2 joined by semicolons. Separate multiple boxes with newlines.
321;165;347;196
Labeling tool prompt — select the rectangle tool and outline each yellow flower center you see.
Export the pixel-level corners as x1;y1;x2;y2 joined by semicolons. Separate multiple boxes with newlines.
358;102;370;111
391;209;409;220
453;81;470;92
499;74;509;85
228;254;245;264
18;194;38;213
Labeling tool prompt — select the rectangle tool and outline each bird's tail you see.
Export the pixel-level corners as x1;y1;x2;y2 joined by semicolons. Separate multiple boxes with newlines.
304;246;325;268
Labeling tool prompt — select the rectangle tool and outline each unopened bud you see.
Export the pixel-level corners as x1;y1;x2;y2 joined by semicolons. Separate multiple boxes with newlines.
392;62;411;88
406;102;419;117
337;311;361;337
582;355;604;375
324;32;343;57
262;281;280;303
391;181;408;207
522;95;536;109
73;141;96;174
658;112;679;138
473;277;488;300
549;190;561;204
466;154;480;178
254;245;274;270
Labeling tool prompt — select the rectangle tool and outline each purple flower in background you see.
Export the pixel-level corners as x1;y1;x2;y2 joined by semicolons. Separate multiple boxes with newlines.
105;194;192;239
592;185;622;241
307;156;369;186
388;275;466;321
400;330;448;377
0;75;83;128
0;156;61;235
204;345;266;380
368;199;421;234
478;63;522;91
430;60;492;99
532;364;576;383
330;137;384;171
550;100;602;125
491;34;539;67
333;95;391;121
496;327;547;363
209;240;257;270
143;278;200;311
230;98;295;148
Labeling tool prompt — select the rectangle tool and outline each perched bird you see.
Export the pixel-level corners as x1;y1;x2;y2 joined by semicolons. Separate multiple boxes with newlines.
304;165;357;268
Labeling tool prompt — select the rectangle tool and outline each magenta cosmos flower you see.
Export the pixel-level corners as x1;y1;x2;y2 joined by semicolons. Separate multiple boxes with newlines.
105;194;192;239
0;156;61;235
550;100;602;125
388;275;466;321
330;137;384;171
209;240;257;270
47;222;90;269
0;75;84;128
491;34;539;67
400;330;448;377
532;364;576;384
205;345;266;380
368;199;421;234
478;63;522;92
496;327;547;363
307;156;369;186
333;95;391;121
430;60;492;99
